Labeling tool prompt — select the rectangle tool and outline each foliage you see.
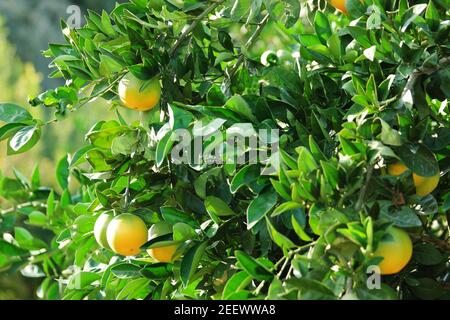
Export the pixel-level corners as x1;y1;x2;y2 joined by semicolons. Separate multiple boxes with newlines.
0;0;449;300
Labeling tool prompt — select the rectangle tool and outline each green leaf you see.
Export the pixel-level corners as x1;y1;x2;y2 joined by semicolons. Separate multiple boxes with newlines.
271;201;302;217
266;218;296;251
28;211;48;226
379;202;422;228
230;0;252;21
292;214;313;242
66;272;101;290
156;131;176;167
222;271;252;299
9;125;39;152
116;278;150;300
380;119;403;146
413;243;443;266
31;165;40;189
0;123;27;141
140;263;173;280
47;190;55;219
230;164;261;194
363;45;376;62
286;278;335;298
111;263;141;279
0;240;28;257
160;207;198;228
320;161;339;189
70;145;96;167
180;241;208;286
295;146;318;174
224;95;257;122
394;143;439;176
205;196;235;217
314;11;332;43
247;189;277;229
234;250;273;281
0;103;33;123
56;155;70;190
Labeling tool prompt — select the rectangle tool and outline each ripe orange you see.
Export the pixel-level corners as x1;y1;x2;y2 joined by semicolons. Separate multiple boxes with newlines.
387;162;408;176
329;0;348;14
387;162;440;196
94;212;114;249
412;174;440;197
118;72;161;111
329;0;363;15
106;213;148;256
147;222;179;263
373;227;412;275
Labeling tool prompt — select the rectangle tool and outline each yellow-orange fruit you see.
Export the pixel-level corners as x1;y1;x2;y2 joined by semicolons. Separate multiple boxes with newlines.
330;0;348;14
387;162;440;196
373;227;413;275
106;213;148;256
118;72;161;111
412;173;440;197
387;162;408;176
147;222;179;263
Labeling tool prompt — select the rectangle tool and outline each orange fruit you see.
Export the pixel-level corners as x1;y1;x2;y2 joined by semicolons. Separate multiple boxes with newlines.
330;0;348;14
118;72;161;111
387;162;440;196
106;213;148;256
147;222;179;263
373;227;412;275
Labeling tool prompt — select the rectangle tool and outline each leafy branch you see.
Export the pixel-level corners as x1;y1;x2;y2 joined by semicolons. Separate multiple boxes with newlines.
169;0;226;58
227;13;270;80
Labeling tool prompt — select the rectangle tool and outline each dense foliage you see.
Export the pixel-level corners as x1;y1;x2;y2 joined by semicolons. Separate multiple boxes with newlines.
0;0;449;300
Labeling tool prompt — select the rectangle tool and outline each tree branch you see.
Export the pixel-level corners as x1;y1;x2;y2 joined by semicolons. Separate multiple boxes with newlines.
169;0;225;58
227;13;270;80
355;164;374;212
412;234;450;252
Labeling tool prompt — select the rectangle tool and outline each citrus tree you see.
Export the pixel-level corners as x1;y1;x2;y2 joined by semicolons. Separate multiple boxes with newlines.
0;0;449;300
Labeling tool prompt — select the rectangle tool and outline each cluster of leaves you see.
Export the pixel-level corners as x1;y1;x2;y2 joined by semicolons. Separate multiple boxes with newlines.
0;0;449;300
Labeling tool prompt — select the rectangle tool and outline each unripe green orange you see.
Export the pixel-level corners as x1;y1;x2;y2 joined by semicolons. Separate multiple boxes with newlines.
373;227;412;275
106;214;148;256
118;72;161;111
147;222;179;263
94;212;114;250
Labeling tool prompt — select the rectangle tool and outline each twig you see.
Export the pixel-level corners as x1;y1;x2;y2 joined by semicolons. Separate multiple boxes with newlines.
169;0;225;58
123;129;143;211
412;234;450;252
1;202;47;215
227;14;270;80
355;164;374;213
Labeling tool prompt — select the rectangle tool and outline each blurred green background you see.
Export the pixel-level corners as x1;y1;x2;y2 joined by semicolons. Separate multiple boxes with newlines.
0;0;129;300
0;0;136;191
